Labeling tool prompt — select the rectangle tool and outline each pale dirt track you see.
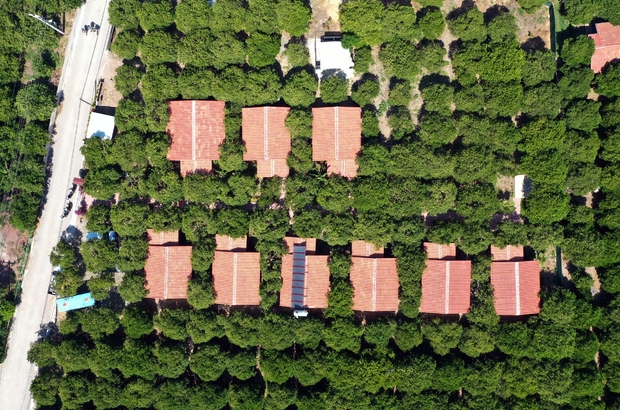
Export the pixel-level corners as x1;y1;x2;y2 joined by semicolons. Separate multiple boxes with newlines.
0;1;112;408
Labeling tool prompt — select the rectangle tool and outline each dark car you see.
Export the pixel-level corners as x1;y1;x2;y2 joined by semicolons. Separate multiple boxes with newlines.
61;201;73;218
66;183;77;200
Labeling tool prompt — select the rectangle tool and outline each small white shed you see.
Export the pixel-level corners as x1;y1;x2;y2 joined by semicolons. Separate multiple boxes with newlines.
86;112;115;140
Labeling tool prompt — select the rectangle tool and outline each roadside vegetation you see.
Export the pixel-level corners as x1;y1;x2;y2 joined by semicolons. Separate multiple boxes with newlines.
27;0;620;408
0;0;79;362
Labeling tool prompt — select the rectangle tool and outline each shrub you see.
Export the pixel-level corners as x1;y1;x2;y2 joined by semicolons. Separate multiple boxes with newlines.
320;75;349;103
114;65;142;96
284;42;310;68
15;83;55;122
281;69;317;107
247;32;281;67
351;77;379;107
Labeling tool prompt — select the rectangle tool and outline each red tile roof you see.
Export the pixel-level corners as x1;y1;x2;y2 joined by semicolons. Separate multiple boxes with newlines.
166;100;226;175
180;159;213;176
147;229;179;246
256;159;289;178
490;245;524;261
280;254;330;308
215;235;247;251
212;251;261;305
589;23;620;73
419;259;471;314
491;260;540;316
283;237;317;254
312;107;361;178
242;107;291;177
351;240;384;257
424;242;457;260
144;246;193;299
350;257;399;312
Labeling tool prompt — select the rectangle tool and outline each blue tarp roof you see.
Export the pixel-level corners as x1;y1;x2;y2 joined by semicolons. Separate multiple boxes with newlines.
86;232;103;241
57;292;95;312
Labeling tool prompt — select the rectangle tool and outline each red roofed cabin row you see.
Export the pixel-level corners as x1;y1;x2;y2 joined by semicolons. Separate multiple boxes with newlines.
143;235;540;316
166;101;361;178
419;243;540;316
144;236;398;312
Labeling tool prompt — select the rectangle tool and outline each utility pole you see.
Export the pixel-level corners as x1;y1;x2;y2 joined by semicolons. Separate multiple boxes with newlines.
27;14;65;35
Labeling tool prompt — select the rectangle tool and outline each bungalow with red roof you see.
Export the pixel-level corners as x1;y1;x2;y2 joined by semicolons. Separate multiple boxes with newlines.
242;107;291;178
350;241;399;312
589;22;620;73
420;242;471;315
280;237;329;309
490;245;540;316
147;229;179;246
144;245;193;299
166;100;226;176
312;107;361;178
212;235;261;306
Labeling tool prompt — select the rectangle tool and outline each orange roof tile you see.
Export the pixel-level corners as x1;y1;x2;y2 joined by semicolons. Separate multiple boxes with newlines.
144;246;193;299
180;159;213;177
490;260;540;316
256;159;289;178
242;107;291;177
420;259;471;314
147;229;179;246
212;251;261;305
215;235;247;251
312;107;361;177
490;245;524;261
424;242;457;260
589;23;620;73
280;254;330;308
350;257;399;312
166;101;226;174
326;159;358;178
351;240;384;257
283;237;317;254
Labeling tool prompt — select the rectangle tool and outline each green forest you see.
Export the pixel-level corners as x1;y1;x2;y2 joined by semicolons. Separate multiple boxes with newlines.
27;0;620;408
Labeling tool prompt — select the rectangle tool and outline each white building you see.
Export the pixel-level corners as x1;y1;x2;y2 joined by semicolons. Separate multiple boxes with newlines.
308;35;355;79
86;112;115;139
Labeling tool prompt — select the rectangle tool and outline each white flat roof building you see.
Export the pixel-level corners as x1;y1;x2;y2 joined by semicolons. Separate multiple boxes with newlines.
308;35;354;79
86;112;115;139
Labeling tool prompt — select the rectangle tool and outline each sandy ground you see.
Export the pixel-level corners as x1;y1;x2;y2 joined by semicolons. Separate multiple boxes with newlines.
309;0;341;37
97;52;123;108
0;1;113;408
369;46;391;138
0;221;28;272
585;267;601;295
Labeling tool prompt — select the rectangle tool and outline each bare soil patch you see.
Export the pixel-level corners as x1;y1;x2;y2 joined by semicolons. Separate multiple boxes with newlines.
0;217;29;280
308;0;342;38
369;46;391;138
585;267;601;295
98;52;124;108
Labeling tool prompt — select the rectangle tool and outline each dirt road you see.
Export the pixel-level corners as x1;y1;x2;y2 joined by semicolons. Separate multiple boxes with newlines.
0;1;112;408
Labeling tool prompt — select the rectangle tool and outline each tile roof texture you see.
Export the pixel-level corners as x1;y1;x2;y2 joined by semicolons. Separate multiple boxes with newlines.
242;107;291;177
491;245;524;261
350;257;399;312
424;242;457;260
144;246;193;299
491;260;540;316
419;259;471;314
147;229;179;246
589;22;620;73
215;235;248;251
212;251;261;306
351;240;384;257
312;107;361;178
280;254;330;308
283;237;317;254
166;100;226;175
